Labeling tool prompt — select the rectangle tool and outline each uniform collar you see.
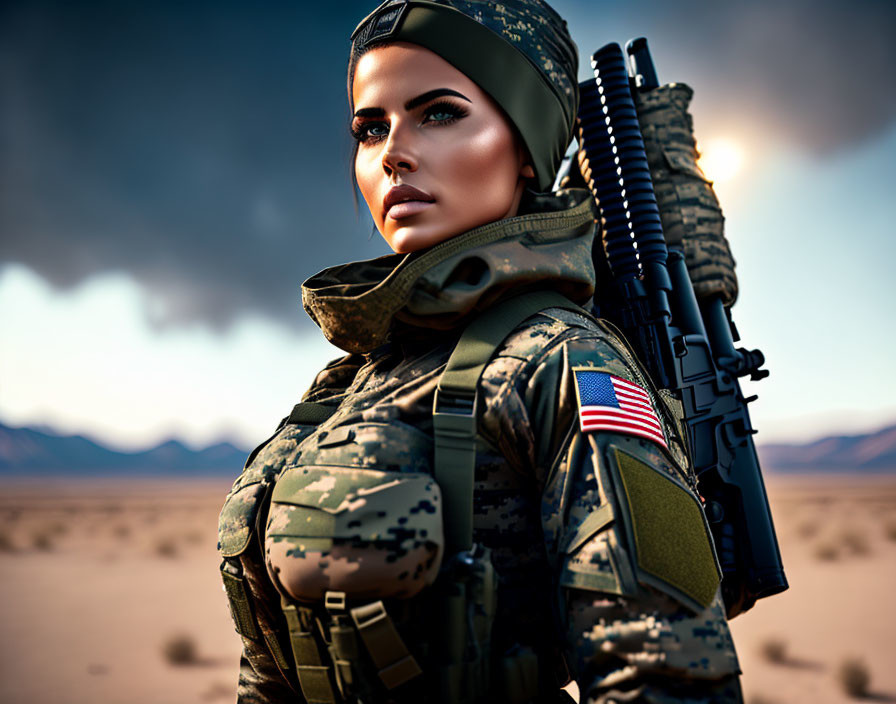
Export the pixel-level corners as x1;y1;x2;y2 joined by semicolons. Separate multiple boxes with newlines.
301;189;597;354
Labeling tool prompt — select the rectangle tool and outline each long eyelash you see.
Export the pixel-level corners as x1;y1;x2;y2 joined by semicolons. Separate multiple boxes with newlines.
350;122;384;143
350;100;469;142
424;100;469;122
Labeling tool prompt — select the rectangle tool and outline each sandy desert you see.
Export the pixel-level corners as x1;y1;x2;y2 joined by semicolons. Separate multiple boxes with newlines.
0;474;893;704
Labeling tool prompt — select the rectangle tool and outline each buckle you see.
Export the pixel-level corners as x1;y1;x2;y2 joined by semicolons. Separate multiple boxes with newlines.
324;590;347;613
432;388;476;417
350;600;387;629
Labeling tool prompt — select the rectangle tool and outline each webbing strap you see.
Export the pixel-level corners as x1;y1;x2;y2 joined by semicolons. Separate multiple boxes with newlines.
350;601;423;690
282;599;337;704
220;563;259;640
433;290;588;554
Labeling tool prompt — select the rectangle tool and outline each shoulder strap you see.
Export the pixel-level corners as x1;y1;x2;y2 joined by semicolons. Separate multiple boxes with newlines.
433;290;589;554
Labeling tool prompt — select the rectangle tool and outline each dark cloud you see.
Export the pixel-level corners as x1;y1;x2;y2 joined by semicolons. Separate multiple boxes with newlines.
561;0;896;154
1;0;387;330
1;0;893;330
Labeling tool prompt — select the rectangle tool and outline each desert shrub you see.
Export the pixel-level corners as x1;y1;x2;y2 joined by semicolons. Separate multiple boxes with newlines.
113;524;131;540
814;542;839;561
32;532;54;551
48;521;68;535
839;529;870;556
162;633;198;665
0;529;14;552
155;538;179;558
837;656;870;698
759;636;788;664
796;520;819;540
885;520;896;542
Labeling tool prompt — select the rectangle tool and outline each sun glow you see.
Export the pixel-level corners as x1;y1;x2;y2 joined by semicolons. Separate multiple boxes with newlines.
697;138;745;183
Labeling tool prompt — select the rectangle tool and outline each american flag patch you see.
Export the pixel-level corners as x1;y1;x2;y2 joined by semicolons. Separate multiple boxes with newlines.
572;368;667;449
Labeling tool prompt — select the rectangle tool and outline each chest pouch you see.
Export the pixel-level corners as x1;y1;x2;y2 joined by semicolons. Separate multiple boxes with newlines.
272;291;590;703
266;466;444;603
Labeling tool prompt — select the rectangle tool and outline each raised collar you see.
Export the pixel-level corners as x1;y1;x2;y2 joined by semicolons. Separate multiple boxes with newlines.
301;189;597;354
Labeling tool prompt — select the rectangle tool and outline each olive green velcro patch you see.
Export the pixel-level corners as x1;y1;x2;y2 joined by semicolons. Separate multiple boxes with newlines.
613;448;720;610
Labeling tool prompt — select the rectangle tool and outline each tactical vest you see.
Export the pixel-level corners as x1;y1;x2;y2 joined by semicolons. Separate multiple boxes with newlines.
221;291;585;704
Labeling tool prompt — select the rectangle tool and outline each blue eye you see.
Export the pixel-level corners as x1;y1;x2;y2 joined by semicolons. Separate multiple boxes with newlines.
423;100;468;125
351;121;389;143
350;100;469;143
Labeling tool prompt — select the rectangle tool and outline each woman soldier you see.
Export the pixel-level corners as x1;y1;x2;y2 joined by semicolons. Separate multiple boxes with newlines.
218;1;743;702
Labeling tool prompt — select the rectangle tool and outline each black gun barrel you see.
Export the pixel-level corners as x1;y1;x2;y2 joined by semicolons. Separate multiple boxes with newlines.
578;44;676;390
577;40;787;616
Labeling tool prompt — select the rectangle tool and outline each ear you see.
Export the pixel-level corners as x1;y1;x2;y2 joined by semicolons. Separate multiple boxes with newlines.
521;163;535;179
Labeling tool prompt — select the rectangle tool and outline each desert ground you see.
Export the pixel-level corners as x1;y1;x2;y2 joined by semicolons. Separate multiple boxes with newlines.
0;474;894;704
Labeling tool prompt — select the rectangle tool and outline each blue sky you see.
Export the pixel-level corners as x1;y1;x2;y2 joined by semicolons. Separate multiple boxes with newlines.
1;0;894;450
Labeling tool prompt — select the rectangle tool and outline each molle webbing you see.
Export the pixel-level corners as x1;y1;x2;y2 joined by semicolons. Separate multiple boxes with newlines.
282;598;338;704
350;600;423;689
282;593;422;702
220;560;259;640
433;290;589;554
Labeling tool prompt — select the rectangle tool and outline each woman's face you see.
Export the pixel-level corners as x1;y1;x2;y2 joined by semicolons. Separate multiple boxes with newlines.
352;42;535;254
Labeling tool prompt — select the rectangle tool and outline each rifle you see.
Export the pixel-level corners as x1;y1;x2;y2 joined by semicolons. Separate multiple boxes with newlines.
570;39;787;617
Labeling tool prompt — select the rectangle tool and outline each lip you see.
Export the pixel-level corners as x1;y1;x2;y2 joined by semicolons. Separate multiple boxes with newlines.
383;184;435;218
388;200;435;220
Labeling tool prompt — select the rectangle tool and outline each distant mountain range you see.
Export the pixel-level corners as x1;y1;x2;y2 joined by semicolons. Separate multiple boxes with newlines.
1;421;894;476
758;423;896;473
0;422;249;476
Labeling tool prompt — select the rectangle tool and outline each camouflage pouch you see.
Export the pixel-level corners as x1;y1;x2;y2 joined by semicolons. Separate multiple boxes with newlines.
266;465;445;603
634;83;738;306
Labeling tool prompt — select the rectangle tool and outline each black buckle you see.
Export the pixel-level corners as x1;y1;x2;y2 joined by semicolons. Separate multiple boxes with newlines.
432;388;476;417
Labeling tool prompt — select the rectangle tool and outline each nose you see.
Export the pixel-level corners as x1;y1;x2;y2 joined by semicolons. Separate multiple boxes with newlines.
381;124;418;177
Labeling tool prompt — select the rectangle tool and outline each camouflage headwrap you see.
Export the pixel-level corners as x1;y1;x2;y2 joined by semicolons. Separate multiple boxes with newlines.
349;0;579;191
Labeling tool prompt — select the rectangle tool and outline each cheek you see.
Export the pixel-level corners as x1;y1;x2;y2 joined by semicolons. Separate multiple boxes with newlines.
439;124;520;209
354;152;383;221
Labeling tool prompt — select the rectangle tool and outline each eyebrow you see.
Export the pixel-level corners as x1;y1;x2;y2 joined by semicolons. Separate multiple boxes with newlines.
353;88;472;118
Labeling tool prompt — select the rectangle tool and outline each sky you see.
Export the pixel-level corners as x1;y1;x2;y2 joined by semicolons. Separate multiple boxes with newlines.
1;0;895;451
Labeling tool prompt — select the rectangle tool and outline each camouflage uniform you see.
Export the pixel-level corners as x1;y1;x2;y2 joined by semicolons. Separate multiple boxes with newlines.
634;83;738;306
218;189;742;703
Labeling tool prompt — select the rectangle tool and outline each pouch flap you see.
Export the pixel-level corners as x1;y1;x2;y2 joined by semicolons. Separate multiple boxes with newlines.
218;480;268;557
272;466;436;513
269;468;441;541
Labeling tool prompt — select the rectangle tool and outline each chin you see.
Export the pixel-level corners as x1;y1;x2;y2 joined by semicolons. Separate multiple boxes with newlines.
386;223;456;254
